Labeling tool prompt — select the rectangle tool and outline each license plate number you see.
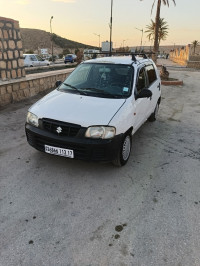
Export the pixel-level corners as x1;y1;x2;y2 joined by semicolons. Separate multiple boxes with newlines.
45;145;74;158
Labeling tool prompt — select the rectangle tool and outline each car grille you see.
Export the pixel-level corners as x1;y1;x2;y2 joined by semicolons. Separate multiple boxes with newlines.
42;118;81;137
26;131;87;159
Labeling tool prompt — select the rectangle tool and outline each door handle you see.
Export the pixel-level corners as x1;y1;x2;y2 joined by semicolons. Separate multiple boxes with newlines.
157;84;161;90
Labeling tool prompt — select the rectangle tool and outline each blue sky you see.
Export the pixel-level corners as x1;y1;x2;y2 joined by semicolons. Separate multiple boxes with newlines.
1;0;200;47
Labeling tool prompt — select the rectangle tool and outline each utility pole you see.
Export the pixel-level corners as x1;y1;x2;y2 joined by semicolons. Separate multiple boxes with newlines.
135;27;143;53
94;33;101;50
50;16;54;62
109;0;113;56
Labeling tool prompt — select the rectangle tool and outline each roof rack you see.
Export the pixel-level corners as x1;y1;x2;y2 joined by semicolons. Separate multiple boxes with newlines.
83;51;155;62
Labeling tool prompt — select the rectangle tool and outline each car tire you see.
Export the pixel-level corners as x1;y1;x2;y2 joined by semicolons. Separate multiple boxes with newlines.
148;103;159;122
112;133;132;167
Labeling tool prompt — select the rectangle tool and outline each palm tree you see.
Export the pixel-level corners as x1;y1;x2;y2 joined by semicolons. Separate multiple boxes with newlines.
140;0;176;62
145;18;169;45
192;40;199;54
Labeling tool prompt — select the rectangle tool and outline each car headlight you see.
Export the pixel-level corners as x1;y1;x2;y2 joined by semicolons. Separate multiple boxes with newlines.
85;126;116;139
26;112;39;127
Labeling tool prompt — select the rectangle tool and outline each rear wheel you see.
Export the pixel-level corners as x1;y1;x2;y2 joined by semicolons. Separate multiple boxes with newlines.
112;133;132;167
148;103;159;122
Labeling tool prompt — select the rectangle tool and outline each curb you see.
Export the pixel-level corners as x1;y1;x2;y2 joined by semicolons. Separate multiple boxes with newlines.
161;80;183;86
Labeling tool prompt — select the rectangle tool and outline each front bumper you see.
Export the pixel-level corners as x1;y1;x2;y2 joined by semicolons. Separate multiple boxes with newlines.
25;124;123;162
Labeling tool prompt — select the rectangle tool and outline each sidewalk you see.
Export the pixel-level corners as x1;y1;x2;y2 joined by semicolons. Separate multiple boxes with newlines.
157;58;186;68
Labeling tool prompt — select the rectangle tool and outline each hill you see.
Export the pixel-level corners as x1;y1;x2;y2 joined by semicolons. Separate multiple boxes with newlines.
20;28;96;55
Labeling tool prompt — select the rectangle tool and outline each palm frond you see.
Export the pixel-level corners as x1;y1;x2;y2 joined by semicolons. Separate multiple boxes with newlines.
151;0;156;15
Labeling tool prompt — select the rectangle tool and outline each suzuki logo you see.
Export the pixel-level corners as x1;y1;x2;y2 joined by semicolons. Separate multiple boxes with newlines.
56;126;62;134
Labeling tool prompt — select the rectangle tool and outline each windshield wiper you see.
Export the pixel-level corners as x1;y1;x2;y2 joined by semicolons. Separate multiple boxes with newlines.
61;83;87;95
80;87;113;94
80;87;102;92
80;87;122;98
63;83;79;91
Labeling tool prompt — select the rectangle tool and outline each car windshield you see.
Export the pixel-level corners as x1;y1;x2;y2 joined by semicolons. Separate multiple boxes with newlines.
58;63;134;98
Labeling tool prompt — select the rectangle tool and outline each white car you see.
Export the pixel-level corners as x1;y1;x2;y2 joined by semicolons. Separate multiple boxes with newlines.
23;54;50;67
25;54;161;166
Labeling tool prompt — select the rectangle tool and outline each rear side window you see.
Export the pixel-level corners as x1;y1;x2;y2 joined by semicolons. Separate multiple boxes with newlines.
145;64;157;85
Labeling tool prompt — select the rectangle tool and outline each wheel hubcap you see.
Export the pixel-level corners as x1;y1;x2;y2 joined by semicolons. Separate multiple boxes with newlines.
122;136;131;161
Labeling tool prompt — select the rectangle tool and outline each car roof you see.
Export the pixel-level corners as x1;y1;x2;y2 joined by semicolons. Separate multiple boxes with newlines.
23;54;37;56
84;56;153;66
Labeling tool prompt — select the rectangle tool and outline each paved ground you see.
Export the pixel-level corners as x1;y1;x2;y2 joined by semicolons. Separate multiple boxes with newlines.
0;69;200;266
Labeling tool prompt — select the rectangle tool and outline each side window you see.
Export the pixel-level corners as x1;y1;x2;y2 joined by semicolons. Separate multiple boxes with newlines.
30;55;37;61
136;68;147;95
145;64;157;86
36;55;43;61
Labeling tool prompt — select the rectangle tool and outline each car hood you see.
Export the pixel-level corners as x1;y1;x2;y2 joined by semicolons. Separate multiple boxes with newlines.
29;90;126;127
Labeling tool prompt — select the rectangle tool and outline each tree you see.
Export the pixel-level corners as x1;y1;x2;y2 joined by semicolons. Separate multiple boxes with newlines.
192;40;199;54
25;49;34;54
63;48;70;56
145;18;169;45
140;0;176;62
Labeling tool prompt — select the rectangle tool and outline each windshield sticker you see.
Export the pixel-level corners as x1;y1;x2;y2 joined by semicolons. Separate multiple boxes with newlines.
123;87;129;92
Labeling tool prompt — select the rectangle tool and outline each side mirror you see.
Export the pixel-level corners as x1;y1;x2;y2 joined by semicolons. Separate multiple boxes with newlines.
136;89;152;99
55;80;62;87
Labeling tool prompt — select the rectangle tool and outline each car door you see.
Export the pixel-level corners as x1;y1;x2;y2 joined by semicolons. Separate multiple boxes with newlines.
29;55;38;67
145;64;161;116
133;66;151;131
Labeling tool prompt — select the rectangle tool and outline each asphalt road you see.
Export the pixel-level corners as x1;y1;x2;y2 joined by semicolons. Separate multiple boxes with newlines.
0;69;200;266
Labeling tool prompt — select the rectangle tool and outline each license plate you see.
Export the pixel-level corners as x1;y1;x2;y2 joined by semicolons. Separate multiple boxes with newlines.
45;145;74;158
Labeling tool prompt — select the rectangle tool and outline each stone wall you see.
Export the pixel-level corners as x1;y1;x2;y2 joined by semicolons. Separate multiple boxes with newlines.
169;46;190;66
0;69;73;107
170;44;200;68
0;17;25;81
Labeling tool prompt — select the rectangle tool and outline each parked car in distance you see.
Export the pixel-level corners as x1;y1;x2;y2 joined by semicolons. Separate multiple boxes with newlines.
23;54;50;67
25;54;161;166
64;54;77;64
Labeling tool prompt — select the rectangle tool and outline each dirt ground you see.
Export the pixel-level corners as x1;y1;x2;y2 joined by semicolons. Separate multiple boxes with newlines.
0;67;200;266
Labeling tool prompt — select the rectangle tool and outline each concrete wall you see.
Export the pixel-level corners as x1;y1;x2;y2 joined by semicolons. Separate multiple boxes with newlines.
0;17;25;81
0;69;73;107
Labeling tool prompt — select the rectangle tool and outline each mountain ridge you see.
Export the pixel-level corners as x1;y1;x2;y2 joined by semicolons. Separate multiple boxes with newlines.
20;28;96;54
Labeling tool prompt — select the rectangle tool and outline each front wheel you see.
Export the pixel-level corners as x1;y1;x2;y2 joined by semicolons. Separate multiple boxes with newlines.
112;133;132;167
148;103;159;122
